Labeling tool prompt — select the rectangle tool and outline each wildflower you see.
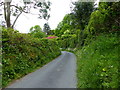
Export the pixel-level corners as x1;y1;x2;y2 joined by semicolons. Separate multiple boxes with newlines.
102;68;106;71
45;36;58;39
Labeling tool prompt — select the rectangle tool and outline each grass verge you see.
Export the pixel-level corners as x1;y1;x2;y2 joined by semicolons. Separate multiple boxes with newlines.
75;33;120;88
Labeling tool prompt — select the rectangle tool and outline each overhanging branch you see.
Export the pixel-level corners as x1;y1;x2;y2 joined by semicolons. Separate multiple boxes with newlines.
10;5;28;13
12;11;23;28
0;2;4;6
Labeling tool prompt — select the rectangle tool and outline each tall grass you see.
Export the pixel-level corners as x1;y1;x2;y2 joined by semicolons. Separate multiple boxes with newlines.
76;33;120;88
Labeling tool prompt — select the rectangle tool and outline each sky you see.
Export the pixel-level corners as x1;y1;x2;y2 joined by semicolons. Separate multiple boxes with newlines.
0;0;99;33
13;0;78;33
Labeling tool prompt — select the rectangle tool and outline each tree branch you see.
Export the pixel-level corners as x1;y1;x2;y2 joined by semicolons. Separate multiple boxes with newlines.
10;5;28;13
12;11;22;28
0;2;4;6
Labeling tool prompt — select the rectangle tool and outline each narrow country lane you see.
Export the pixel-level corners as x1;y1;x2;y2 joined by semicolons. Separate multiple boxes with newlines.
6;51;77;88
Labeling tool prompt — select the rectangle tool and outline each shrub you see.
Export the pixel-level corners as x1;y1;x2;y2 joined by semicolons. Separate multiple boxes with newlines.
57;34;77;49
29;25;47;38
2;27;61;87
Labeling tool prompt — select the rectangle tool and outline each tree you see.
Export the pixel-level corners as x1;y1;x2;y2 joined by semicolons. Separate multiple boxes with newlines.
43;23;50;34
98;2;120;32
85;2;120;36
69;1;95;46
0;0;51;28
54;14;76;37
71;1;95;30
29;25;47;38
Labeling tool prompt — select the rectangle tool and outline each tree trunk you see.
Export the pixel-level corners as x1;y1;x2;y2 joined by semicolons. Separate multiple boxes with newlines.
4;1;11;28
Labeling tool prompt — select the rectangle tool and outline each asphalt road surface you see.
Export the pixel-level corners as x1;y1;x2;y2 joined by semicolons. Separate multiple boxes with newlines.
7;51;77;88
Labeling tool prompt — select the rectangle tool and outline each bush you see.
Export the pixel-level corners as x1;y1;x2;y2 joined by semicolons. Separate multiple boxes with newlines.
57;34;77;49
76;33;120;88
2;27;61;87
29;25;47;38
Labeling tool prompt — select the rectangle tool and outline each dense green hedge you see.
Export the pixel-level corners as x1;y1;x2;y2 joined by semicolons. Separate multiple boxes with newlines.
56;34;78;49
2;27;61;87
76;33;120;88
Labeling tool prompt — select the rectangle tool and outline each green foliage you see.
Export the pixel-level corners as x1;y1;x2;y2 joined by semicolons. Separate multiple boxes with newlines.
2;27;61;87
47;30;55;35
54;13;84;49
57;34;77;49
29;25;47;38
54;1;95;49
55;14;74;31
55;28;83;49
54;14;78;37
75;2;120;88
72;1;94;30
85;2;120;36
85;10;106;35
76;33;120;88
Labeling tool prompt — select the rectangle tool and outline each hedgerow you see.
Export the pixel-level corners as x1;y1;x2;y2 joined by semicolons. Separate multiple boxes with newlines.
2;27;61;87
